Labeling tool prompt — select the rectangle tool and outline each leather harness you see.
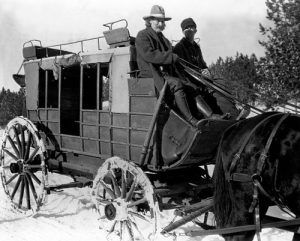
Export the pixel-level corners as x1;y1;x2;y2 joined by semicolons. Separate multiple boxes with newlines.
223;113;295;239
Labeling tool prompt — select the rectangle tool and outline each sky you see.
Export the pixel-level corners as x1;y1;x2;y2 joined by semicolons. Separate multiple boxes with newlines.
0;0;269;91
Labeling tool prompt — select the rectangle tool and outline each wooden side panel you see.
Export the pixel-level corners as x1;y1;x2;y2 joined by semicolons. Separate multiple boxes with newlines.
130;96;156;114
100;142;111;155
128;78;156;96
99;112;110;125
130;146;143;162
112;128;128;143
61;136;82;151
112;143;128;158
113;113;128;127
99;127;110;140
83;140;98;154
130;114;151;129
38;110;47;120
48;110;59;122
82;125;98;138
131;130;147;145
83;111;98;123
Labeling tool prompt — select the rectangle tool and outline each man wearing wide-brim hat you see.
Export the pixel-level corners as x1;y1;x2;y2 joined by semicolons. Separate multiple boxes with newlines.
136;5;202;128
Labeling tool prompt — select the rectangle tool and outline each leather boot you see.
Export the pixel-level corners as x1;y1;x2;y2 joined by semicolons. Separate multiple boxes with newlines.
195;95;224;119
174;90;200;128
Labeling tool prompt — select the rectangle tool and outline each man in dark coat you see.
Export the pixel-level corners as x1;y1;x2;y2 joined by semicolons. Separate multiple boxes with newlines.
135;5;201;127
174;18;208;68
174;18;223;118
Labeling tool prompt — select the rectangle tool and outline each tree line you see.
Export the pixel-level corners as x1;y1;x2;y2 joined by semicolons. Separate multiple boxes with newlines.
0;88;25;126
210;0;300;108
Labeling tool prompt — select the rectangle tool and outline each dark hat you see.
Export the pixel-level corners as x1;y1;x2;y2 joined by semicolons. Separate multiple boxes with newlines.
181;18;196;31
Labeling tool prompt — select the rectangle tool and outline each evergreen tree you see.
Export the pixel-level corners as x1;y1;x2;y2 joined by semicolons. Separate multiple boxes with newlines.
210;53;259;104
0;87;25;126
257;0;300;104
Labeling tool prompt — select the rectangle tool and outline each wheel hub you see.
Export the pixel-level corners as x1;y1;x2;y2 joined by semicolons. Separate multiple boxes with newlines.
105;203;116;220
104;198;128;221
10;161;23;174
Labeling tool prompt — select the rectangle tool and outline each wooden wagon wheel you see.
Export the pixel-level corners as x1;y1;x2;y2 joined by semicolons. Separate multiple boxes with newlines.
91;157;159;241
0;117;47;212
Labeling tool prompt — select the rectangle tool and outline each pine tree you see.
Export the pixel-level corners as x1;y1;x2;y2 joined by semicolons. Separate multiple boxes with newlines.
257;0;300;104
210;53;259;104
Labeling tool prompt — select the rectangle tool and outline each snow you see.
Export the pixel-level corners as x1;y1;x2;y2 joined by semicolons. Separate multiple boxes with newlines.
0;127;296;241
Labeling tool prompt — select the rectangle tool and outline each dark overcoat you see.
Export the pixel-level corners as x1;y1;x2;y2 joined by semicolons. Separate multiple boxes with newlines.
173;37;208;69
136;27;178;90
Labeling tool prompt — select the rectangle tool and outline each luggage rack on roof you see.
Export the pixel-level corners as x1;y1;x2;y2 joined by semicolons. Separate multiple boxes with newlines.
22;19;133;60
22;35;106;60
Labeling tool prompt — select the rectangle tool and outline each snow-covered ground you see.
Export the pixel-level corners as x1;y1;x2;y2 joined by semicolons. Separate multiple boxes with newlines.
0;124;296;241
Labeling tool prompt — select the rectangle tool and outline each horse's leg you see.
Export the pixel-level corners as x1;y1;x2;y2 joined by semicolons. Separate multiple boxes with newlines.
292;232;300;241
223;189;269;241
222;188;256;241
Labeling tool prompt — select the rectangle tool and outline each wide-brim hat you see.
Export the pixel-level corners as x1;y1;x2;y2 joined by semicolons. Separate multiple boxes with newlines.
143;5;172;21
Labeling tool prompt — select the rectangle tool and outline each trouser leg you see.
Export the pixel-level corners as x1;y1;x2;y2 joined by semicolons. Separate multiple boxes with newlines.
174;89;194;122
165;76;199;126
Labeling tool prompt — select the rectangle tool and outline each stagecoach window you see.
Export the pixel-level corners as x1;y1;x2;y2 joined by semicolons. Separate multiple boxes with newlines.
60;65;80;136
47;70;58;108
38;69;46;108
82;64;97;110
99;64;110;110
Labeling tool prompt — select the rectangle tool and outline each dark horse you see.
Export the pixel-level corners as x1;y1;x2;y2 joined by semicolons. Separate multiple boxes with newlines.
213;112;300;241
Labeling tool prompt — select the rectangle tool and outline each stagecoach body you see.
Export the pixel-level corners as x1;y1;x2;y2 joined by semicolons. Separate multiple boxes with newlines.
21;29;234;179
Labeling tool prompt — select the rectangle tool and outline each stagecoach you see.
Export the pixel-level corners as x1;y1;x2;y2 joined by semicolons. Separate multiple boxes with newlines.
1;19;300;240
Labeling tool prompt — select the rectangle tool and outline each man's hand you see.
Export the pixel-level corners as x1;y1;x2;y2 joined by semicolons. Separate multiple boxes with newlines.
201;68;212;79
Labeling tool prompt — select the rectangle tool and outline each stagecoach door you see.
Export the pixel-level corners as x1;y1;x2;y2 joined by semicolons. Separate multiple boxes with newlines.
60;65;80;136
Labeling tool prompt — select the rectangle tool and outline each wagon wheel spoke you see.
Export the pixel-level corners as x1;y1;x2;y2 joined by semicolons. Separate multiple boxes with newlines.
18;175;25;208
24;175;31;209
25;173;38;202
125;220;134;241
5;173;18;185
26;146;40;164
108;220;118;234
94;197;110;206
128;210;151;223
20;126;25;159
7;135;20;158
128;216;145;239
99;180;116;199
10;175;22;201
125;178;137;202
108;171;121;197
121;169;127;199
120;221;124;240
13;126;22;158
24;132;32;161
3;148;19;161
27;171;41;185
127;197;147;208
